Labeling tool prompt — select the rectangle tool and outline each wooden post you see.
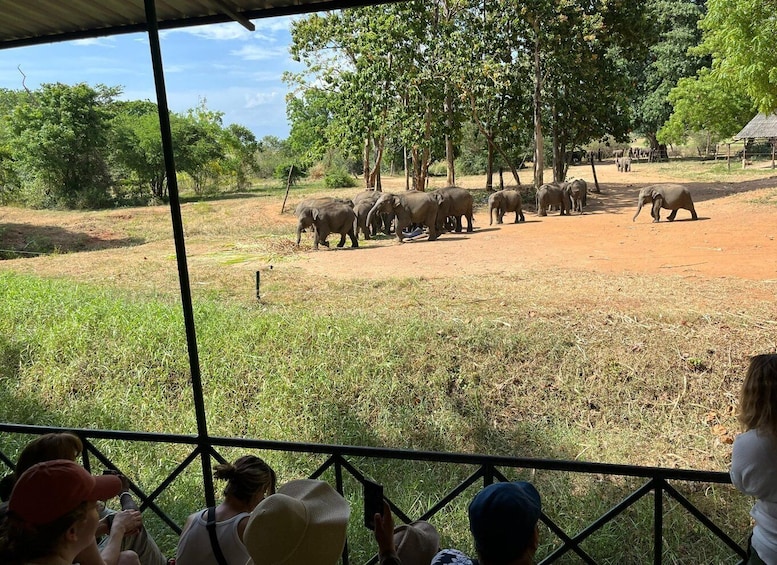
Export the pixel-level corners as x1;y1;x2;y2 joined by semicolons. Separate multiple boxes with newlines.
772;139;776;169
589;152;600;193
281;164;294;213
499;168;504;190
727;143;731;171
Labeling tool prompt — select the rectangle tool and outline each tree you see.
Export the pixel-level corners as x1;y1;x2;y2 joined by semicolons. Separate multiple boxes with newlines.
221;124;260;190
698;0;777;113
630;0;708;152
658;68;756;152
9;83;118;208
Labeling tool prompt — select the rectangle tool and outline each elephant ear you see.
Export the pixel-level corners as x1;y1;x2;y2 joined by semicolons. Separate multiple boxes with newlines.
650;189;662;202
311;208;321;221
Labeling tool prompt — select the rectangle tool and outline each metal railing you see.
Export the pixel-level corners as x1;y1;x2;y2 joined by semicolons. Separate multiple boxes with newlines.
0;422;747;565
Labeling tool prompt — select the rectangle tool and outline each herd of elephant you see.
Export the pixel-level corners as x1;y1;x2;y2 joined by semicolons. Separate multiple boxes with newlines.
294;181;698;249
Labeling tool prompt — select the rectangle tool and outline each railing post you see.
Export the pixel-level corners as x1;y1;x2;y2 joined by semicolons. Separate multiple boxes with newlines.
142;0;215;506
654;478;663;565
335;455;349;565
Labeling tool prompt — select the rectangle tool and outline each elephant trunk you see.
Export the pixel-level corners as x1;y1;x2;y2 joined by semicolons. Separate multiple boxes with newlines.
632;198;644;222
366;202;380;230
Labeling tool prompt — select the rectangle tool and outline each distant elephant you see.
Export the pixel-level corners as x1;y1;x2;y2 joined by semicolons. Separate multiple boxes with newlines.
366;191;440;242
352;191;382;239
567;179;587;213
431;186;474;232
632;184;697;223
488;189;525;224
536;183;570;216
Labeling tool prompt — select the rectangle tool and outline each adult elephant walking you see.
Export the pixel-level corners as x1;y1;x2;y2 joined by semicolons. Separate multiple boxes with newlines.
488;189;525;224
431;186;474;232
633;184;697;222
352;191;382;240
366;191;440;242
536;183;570;216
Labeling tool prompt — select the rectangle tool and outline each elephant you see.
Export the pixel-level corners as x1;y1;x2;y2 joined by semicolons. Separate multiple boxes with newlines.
295;197;355;244
616;155;631;172
567;179;587;213
536;183;570;216
632;183;698;223
488;189;525;224
296;201;358;249
431;186;474;232
366;191;440;242
352;191;382;240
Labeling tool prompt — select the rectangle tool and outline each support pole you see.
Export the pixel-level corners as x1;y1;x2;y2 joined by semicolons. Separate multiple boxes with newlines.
144;0;215;507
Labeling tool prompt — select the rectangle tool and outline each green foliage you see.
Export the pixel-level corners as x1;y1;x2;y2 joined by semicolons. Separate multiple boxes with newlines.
658;68;756;146
9;82;118;208
274;162;305;185
700;0;777;114
323;168;357;188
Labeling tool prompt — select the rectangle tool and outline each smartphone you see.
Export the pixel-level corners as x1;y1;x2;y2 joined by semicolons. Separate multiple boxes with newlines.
363;478;384;530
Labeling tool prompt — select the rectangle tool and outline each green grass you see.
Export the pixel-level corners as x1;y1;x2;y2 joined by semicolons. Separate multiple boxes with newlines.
0;270;758;562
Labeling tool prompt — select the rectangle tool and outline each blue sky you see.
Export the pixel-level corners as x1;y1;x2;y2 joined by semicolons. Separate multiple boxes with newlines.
0;16;304;139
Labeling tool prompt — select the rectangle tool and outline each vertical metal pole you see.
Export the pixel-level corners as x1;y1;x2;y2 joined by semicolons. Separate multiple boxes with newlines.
334;456;349;565
143;0;215;507
654;479;663;565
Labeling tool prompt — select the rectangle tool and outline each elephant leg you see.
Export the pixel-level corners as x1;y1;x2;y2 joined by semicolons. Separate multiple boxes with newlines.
336;232;347;247
455;216;463;233
465;214;473;232
690;205;698;220
667;209;678;222
348;229;359;248
651;198;662;222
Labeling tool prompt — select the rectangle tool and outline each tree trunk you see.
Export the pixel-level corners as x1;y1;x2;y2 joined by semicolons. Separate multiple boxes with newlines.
445;91;455;187
404;145;410;191
533;23;544;188
363;135;372;188
486;137;494;191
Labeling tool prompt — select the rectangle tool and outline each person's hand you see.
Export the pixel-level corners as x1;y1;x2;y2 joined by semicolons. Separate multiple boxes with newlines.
373;501;395;556
109;509;143;537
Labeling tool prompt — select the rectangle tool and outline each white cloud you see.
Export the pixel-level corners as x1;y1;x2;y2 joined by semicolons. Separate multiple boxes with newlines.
230;44;288;61
244;90;279;108
72;37;116;48
165;16;291;42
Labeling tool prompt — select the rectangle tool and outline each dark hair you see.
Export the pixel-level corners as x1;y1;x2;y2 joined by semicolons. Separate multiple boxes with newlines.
214;456;276;503
0;501;89;564
739;354;777;436
0;433;83;503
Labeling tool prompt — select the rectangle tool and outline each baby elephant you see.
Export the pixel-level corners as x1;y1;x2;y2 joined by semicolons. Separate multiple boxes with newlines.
488;189;525;224
567;179;587;213
633;183;697;222
296;201;358;249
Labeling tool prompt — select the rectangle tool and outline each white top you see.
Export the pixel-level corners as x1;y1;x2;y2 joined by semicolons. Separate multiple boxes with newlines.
176;509;251;565
730;429;777;565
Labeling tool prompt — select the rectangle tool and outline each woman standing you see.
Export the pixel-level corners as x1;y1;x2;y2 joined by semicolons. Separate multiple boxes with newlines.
176;456;276;565
731;354;777;565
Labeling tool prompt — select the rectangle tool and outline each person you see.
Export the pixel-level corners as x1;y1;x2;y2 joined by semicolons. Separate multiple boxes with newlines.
175;455;276;565
730;353;777;565
0;459;123;565
0;432;164;565
430;481;542;565
374;500;441;565
242;478;350;565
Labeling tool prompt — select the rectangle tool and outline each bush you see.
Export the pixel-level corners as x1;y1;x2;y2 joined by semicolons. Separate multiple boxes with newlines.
273;163;306;185
324;168;357;189
428;161;448;177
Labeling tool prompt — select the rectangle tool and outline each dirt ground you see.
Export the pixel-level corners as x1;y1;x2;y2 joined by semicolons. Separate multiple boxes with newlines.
1;162;777;287
287;165;777;283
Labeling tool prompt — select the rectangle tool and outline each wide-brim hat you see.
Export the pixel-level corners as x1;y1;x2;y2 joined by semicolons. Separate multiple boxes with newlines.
243;479;350;565
394;520;441;565
9;459;122;525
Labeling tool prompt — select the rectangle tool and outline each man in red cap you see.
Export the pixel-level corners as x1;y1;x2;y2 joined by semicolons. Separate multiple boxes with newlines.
0;459;123;565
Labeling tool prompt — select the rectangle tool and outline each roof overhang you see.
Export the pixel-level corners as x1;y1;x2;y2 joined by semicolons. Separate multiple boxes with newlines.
0;0;400;50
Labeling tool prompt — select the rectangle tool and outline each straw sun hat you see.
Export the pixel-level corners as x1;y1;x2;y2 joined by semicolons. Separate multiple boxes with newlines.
243;479;350;565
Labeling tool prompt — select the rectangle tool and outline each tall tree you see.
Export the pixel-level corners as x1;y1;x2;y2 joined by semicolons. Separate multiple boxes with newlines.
698;0;777;113
630;0;708;153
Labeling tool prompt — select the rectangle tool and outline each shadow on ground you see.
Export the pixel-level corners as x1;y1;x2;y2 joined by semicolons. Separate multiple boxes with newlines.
0;223;144;259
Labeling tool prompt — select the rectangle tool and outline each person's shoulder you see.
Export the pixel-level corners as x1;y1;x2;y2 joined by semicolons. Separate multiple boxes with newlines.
431;548;475;564
733;429;777;455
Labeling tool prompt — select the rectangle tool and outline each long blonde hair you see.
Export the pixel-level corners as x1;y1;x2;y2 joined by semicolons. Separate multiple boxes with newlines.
738;354;777;436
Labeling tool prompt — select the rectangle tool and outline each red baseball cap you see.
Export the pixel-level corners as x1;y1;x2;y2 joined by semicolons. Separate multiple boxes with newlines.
9;459;122;525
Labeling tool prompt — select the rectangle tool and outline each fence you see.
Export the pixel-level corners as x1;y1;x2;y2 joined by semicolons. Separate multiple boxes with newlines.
0;422;747;565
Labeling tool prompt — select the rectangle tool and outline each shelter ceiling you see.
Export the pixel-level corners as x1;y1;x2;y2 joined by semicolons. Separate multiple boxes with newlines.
0;0;396;49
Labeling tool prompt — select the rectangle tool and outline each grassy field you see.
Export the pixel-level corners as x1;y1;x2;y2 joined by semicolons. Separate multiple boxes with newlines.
2;159;776;562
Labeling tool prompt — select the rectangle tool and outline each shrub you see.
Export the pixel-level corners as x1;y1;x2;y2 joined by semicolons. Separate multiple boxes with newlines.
324;168;357;188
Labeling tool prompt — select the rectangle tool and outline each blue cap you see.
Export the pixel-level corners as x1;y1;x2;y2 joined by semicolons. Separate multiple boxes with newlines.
467;481;541;562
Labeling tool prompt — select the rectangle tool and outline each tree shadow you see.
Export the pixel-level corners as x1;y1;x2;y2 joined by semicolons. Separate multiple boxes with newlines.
0;223;144;259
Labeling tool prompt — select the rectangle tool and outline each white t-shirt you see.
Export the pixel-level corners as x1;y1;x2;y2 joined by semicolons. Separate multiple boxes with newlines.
176;509;251;565
730;429;777;565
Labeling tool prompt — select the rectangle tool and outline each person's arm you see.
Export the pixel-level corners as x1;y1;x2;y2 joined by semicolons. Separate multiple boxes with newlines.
374;501;401;565
100;509;143;565
74;540;108;565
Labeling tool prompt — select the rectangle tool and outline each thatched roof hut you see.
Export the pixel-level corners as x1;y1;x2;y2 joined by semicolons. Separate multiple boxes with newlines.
735;113;777;140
